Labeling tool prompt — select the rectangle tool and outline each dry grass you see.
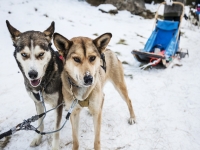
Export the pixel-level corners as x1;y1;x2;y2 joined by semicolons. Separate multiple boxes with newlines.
116;39;128;45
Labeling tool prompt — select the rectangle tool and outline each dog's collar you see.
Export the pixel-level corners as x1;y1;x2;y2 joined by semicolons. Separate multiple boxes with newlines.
67;75;90;107
67;76;89;107
67;76;79;88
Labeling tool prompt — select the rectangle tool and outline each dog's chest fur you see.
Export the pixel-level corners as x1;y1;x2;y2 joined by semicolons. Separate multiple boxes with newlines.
29;91;59;107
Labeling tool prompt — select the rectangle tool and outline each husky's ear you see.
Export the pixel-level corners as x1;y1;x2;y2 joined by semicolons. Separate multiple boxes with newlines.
43;21;55;42
6;20;21;44
93;33;112;54
53;33;73;58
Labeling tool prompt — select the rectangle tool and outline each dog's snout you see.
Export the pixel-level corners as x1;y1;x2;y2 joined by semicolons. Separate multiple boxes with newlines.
84;75;93;85
28;70;38;79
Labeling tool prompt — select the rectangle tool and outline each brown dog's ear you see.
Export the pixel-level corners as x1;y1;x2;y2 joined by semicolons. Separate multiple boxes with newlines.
43;21;55;42
6;20;21;44
93;33;112;54
53;33;72;58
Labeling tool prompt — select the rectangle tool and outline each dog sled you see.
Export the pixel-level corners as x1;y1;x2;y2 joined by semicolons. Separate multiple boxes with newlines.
132;2;188;69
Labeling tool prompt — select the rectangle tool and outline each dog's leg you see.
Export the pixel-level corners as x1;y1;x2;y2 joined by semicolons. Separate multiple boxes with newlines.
30;102;44;147
51;90;63;150
92;111;102;150
93;97;104;150
113;80;135;124
110;63;136;124
70;107;81;150
88;95;104;150
52;100;63;150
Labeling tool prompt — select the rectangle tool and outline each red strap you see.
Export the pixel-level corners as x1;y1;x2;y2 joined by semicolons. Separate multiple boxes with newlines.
149;51;165;66
150;51;165;61
59;55;64;61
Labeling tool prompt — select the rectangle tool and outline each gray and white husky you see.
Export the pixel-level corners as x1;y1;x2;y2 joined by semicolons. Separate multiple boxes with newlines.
6;20;63;150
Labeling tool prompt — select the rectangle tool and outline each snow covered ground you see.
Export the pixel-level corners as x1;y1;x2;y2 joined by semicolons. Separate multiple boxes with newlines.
0;0;200;149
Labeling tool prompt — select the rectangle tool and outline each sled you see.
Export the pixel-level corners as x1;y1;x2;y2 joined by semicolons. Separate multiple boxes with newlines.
132;1;188;69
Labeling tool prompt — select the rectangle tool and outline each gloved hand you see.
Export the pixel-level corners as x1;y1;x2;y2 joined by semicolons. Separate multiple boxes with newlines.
165;0;173;6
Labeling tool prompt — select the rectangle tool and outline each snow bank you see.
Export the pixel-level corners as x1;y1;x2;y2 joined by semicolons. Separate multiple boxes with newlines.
0;0;200;150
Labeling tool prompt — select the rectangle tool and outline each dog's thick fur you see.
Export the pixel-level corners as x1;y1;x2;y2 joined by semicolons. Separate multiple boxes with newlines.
53;33;136;150
6;21;63;150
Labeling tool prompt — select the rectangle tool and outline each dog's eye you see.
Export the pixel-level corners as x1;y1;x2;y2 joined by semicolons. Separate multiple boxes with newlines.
39;53;44;57
73;57;81;63
21;53;27;57
89;56;96;62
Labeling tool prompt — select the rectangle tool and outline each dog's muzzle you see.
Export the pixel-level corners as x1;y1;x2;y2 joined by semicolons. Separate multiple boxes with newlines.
28;70;38;79
28;70;41;87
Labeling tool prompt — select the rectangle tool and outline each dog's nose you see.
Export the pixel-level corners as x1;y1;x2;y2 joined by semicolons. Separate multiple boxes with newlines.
28;70;38;79
84;75;93;85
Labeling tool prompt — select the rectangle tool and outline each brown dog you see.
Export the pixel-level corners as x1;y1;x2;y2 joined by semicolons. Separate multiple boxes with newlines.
53;33;135;150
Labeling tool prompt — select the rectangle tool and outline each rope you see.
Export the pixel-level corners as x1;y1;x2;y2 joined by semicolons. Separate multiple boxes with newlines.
35;99;78;135
140;59;161;70
0;91;78;139
36;91;46;129
0;130;12;140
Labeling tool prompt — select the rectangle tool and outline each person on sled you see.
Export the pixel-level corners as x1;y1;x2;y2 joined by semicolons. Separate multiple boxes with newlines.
164;0;186;21
196;0;200;23
164;0;186;52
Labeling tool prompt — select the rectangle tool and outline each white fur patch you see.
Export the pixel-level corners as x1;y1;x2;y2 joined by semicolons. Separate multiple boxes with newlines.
16;43;51;83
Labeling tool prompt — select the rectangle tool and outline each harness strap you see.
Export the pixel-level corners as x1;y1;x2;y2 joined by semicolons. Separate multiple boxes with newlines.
67;77;79;88
78;99;89;107
32;92;40;101
101;53;106;72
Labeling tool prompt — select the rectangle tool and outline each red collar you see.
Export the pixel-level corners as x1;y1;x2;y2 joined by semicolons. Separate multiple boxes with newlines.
59;55;64;61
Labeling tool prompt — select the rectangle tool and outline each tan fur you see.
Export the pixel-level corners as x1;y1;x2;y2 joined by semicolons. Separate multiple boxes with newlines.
53;33;135;150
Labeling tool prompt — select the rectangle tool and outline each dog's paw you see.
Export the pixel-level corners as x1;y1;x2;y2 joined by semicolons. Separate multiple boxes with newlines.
30;137;42;147
128;117;136;125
